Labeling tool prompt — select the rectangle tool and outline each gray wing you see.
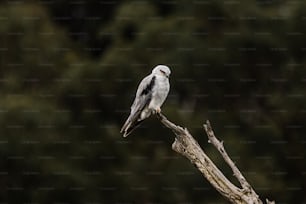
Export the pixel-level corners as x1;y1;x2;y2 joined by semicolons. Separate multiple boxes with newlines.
120;74;156;137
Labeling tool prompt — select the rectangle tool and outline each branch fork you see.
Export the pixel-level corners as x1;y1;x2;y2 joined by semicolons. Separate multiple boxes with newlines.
157;113;275;204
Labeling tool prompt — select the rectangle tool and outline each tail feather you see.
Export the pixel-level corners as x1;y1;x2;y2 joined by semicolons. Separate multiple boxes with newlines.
121;107;150;137
122;119;144;137
121;112;143;137
120;117;131;134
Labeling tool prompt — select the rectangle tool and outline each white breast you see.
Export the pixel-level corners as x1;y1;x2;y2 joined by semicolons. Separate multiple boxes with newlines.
148;75;170;110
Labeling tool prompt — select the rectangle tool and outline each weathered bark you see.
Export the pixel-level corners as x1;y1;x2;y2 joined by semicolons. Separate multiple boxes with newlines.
157;113;275;204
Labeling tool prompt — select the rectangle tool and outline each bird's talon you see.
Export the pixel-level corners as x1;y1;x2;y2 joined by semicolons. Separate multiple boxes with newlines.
153;108;161;114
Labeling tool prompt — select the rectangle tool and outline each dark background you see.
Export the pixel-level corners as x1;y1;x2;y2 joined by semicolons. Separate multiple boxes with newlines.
0;0;305;203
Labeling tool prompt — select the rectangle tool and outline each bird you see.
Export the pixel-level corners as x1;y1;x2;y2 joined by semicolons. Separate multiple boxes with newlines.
120;65;171;137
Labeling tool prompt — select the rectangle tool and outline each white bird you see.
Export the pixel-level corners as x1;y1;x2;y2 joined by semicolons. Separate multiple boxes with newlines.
120;65;171;137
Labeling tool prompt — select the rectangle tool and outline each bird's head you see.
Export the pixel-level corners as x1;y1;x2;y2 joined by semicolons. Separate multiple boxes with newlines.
152;65;171;78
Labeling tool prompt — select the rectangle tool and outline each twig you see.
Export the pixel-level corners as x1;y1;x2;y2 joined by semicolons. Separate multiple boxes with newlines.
203;120;251;190
157;113;275;204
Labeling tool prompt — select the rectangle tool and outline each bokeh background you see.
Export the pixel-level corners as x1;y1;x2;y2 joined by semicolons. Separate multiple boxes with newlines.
1;0;306;203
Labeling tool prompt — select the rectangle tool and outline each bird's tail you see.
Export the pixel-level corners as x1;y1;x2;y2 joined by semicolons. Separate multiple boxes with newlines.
121;119;144;137
121;108;151;137
120;115;144;137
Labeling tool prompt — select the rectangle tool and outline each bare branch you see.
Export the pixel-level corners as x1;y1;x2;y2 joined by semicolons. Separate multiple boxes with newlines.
203;120;251;190
157;113;274;204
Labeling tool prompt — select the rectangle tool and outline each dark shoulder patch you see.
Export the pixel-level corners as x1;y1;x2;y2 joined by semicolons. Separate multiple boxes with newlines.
141;76;156;96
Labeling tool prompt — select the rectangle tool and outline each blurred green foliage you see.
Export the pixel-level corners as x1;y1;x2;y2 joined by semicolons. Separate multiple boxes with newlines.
0;0;306;203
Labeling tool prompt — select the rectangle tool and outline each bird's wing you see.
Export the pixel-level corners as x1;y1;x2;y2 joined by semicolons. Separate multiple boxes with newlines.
131;74;156;113
120;74;156;137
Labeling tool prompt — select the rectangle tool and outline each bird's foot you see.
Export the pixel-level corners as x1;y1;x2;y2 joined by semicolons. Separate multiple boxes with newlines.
154;107;161;114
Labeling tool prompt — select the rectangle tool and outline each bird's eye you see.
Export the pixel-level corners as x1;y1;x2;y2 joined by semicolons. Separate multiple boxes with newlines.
160;70;166;75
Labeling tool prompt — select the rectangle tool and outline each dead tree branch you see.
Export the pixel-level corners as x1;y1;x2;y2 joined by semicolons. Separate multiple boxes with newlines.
157;113;275;204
